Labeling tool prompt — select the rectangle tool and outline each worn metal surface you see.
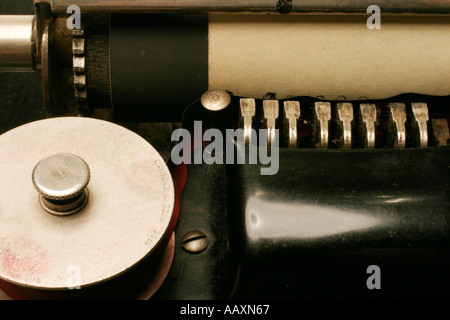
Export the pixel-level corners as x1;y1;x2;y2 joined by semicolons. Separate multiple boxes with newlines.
0;117;175;290
181;230;209;254
72;25;89;116
432;119;450;146
315;102;331;148
201;90;231;111
37;0;450;14
240;98;256;145
218;93;448;149
337;103;354;148
284;101;300;148
412;102;429;148
40;19;73;118
388;102;407;148
33;153;90;201
360;103;377;149
32;153;91;216
263;100;279;146
0;0;46;136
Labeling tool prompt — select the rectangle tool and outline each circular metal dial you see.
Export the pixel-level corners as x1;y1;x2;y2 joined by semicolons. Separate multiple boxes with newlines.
0;117;175;290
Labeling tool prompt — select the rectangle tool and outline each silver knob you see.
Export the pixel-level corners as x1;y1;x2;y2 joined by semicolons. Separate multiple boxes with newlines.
32;153;90;216
200;90;231;111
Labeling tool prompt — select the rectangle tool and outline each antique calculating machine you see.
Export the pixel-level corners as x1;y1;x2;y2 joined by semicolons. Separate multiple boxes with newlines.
0;0;449;300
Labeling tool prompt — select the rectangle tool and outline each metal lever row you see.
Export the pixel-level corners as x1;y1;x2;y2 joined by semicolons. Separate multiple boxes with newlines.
239;98;438;149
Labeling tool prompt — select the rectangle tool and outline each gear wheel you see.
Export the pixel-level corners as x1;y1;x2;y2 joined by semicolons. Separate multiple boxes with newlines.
72;27;90;116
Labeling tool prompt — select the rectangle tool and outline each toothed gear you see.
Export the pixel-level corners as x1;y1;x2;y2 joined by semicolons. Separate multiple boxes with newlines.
72;26;89;116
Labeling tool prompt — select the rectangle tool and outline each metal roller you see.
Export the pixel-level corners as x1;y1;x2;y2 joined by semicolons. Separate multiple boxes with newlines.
0;15;35;72
1;1;450;121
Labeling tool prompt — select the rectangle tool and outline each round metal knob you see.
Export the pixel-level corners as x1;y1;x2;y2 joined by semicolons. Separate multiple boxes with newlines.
32;153;90;216
0;117;175;292
200;90;231;111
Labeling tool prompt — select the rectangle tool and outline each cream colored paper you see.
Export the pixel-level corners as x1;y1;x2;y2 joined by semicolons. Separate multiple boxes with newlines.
208;15;450;100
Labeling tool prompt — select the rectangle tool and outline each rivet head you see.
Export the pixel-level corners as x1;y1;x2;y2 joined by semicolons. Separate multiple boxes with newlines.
32;153;90;216
181;230;209;253
201;90;231;111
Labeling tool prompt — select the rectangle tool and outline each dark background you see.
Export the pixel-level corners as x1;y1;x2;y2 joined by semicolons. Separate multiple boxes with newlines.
0;0;46;135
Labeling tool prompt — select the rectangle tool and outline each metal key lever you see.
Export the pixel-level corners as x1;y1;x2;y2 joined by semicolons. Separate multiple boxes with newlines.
315;102;332;148
263;100;279;147
240;98;256;145
233;95;446;150
388;103;407;148
412;102;429;148
360;104;377;149
337;103;354;149
284;101;301;148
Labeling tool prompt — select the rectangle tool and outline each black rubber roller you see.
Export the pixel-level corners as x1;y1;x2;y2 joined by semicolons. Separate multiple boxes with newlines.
110;14;208;122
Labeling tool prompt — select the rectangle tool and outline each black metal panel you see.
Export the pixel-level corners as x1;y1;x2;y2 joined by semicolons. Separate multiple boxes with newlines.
153;162;234;300
167;93;450;300
226;146;450;299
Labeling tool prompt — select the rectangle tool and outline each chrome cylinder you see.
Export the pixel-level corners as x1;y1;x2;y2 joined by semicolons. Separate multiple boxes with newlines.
0;15;35;72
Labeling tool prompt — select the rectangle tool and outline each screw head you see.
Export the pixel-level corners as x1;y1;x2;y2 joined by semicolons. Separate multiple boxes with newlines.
181;230;209;253
201;90;231;111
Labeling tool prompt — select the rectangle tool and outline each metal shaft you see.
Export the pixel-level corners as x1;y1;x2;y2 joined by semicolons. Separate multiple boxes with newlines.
38;0;450;14
0;15;35;72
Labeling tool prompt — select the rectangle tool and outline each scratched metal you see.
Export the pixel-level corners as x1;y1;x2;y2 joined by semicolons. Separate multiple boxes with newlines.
0;117;174;290
39;0;450;14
